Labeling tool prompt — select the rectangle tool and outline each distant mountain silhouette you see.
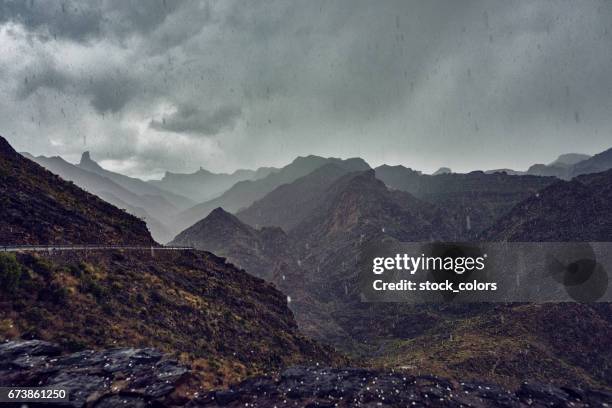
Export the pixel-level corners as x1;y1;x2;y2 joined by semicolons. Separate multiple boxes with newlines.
551;153;591;166
28;154;174;243
432;166;451;175
525;153;590;178
0;136;155;245
174;155;370;235
149;166;278;203
78;152;194;211
484;153;594;179
482;169;612;241
236;163;360;231
571;147;612;178
375;166;555;235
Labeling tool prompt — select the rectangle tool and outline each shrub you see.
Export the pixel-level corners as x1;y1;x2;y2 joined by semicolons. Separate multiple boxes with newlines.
0;253;22;292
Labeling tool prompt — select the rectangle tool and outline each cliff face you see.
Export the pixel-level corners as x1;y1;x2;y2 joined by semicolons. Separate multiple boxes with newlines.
0;136;155;246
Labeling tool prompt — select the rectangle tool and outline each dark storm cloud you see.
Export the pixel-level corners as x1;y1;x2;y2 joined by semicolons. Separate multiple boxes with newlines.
16;61;143;114
150;105;242;135
0;0;102;41
1;0;612;177
0;0;182;43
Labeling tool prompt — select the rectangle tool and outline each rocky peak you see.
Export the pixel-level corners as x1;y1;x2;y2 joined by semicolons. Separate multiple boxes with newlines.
0;135;19;158
206;207;245;226
432;166;452;175
78;151;104;172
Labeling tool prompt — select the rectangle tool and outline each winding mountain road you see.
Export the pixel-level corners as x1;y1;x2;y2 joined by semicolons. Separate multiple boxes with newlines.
0;245;193;252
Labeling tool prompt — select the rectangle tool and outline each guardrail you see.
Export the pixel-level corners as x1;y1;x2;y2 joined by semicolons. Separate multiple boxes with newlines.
0;245;194;252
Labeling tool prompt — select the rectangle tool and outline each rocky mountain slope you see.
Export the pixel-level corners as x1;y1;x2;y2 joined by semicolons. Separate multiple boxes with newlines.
0;136;155;246
482;169;612;241
0;250;341;387
171;207;293;283
149;166;277;203
174;156;370;234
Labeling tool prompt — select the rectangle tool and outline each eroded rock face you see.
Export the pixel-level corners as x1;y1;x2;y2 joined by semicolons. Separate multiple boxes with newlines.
0;340;192;407
1;341;611;407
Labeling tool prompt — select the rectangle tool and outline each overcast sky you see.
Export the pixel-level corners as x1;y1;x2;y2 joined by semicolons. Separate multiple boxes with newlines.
1;0;611;179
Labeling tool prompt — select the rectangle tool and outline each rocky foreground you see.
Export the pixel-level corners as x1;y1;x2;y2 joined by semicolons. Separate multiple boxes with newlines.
1;341;611;407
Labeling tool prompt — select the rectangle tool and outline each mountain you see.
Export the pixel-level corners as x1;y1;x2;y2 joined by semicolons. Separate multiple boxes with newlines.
525;152;592;179
291;170;459;244
432;166;451;175
375;165;555;235
178;166;612;388
77;152;194;211
551;153;591;166
484;153;593;179
171;208;294;282
174;155;370;234
236;163;360;231
173;170;461;346
482;169;612;241
149;166;278;203
0;136;155;246
571;147;612;177
96;191;173;243
28;154;174;243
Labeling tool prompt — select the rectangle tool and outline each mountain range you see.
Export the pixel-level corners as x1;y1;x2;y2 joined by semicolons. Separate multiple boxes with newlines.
171;154;612;388
3;133;612;398
23;144;612;246
0;135;343;388
485;149;612;179
27;153;176;243
149;166;278;203
173;155;371;233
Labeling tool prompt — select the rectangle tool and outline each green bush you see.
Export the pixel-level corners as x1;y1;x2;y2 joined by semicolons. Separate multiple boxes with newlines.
0;253;22;292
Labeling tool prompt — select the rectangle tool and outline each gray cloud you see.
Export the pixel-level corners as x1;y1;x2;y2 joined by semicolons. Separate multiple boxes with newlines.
150;105;242;135
1;0;612;178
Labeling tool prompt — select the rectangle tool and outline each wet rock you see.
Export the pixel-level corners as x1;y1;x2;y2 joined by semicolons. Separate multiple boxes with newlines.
190;367;612;407
0;340;191;407
1;340;611;407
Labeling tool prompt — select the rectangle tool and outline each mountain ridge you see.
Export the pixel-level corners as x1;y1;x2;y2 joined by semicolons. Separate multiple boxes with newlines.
0;136;155;246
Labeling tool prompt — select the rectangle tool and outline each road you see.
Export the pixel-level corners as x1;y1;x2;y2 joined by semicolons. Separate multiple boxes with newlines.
0;245;194;252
